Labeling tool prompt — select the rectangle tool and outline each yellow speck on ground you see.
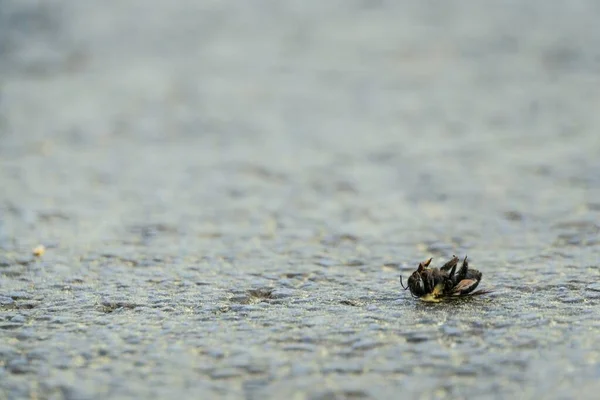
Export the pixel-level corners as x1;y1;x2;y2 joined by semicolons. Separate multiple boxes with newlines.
32;245;46;257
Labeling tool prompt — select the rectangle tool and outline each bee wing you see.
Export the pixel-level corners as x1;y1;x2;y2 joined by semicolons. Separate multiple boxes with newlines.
451;279;480;295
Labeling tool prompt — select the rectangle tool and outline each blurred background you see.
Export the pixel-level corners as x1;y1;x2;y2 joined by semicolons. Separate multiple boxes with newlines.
1;0;600;399
1;0;599;246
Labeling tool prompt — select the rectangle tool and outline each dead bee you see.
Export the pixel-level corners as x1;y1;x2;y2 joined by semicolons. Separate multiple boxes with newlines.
400;255;490;302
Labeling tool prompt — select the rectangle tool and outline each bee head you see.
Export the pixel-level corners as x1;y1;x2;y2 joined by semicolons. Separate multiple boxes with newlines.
400;258;434;298
407;270;427;297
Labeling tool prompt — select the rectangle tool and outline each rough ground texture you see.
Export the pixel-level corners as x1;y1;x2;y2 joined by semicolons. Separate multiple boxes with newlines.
1;1;600;399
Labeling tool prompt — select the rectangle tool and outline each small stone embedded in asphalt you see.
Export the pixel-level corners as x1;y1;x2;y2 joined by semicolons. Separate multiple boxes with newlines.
368;323;384;331
315;257;337;267
290;363;317;377
282;343;317;352
14;301;39;309
14;255;35;266
404;334;431;344
0;322;23;330
0;345;19;359
97;348;110;357
351;338;382;351
7;357;31;374
344;259;365;266
558;296;585;303
210;368;242;379
229;304;258;313
0;255;13;267
204;348;226;359
269;288;295;299
9;315;26;323
455;366;479;376
321;361;364;374
26;348;50;360
124;336;141;345
586;283;600;292
0;296;15;306
50;316;72;324
339;299;362;306
5;291;34;300
442;326;462;336
16;328;35;341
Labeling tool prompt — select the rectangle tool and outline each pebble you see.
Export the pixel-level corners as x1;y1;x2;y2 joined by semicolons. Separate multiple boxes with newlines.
0;345;18;359
14;255;34;265
282;343;316;352
455;366;479;376
586;283;600;292
210;368;242;379
0;296;14;306
290;363;317;376
0;255;13;267
404;334;431;344
9;315;26;323
352;338;381;351
559;296;584;303
315;258;337;267
442;326;462;336
205;348;226;359
15;301;39;309
27;348;50;360
270;288;295;299
0;322;22;330
16;328;35;341
7;357;30;374
321;361;364;374
124;336;141;345
5;291;33;300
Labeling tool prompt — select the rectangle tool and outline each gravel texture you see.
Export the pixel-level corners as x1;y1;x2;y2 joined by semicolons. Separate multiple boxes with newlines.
1;1;600;399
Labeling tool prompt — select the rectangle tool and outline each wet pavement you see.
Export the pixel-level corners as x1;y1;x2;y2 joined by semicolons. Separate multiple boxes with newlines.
1;1;600;399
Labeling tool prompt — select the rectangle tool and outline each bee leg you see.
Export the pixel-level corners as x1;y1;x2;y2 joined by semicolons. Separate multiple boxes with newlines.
449;264;456;280
443;276;455;295
441;257;459;291
448;261;457;279
453;255;469;285
417;258;433;273
440;255;459;274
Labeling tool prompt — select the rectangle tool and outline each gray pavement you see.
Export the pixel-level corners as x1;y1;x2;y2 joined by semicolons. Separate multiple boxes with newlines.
1;1;600;399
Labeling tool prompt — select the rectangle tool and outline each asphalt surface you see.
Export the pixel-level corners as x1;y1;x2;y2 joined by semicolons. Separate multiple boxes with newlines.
1;1;600;399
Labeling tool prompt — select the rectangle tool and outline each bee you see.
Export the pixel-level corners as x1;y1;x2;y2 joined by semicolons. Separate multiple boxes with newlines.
400;255;490;302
